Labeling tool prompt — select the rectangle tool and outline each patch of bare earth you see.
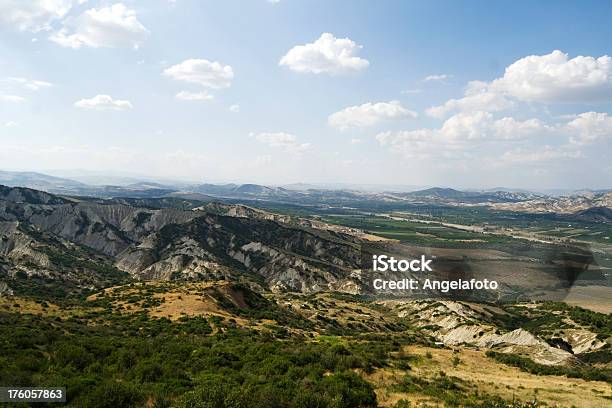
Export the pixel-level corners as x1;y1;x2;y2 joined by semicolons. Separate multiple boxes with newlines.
563;285;612;314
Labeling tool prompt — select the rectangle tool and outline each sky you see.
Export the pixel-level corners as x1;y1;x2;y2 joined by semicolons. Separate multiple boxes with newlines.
1;0;611;190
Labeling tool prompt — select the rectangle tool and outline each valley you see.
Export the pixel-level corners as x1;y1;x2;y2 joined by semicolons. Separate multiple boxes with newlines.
0;181;610;407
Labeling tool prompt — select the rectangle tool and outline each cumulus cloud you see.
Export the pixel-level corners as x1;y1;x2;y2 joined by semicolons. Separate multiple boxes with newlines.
163;59;234;89
50;3;149;49
229;104;240;113
428;51;612;119
250;132;311;154
375;111;551;160
5;121;17;127
350;138;364;144
376;108;612;166
175;90;214;101
491;50;612;102
566;111;612;145
328;101;417;130
426;81;513;118
0;0;81;32
279;33;369;75
74;94;133;111
440;111;547;141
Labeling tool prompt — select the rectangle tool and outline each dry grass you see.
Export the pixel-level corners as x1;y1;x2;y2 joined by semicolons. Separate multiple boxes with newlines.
88;281;253;324
369;345;612;407
0;297;97;318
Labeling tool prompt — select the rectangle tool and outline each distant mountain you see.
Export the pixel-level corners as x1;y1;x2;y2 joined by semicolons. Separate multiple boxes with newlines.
0;170;87;193
397;187;542;203
0;170;179;199
190;183;239;195
191;183;291;198
281;183;321;191
2;170;610;216
89;185;178;198
492;192;612;215
481;187;538;194
126;181;174;189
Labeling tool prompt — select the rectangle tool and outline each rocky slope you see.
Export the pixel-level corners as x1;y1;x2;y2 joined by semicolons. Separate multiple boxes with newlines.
387;300;608;366
0;185;367;294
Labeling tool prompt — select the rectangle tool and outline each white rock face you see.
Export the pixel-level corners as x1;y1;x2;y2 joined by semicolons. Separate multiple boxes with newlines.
558;329;607;354
391;300;578;366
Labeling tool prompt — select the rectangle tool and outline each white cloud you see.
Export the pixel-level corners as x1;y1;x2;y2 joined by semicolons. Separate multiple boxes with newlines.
440;111;549;141
428;51;612;119
423;74;449;82
375;108;612;166
4;77;52;90
5;121;17;127
328;101;417;130
490;50;612;102
229;104;240;113
163;59;234;89
175;90;214;101
566;111;612;145
491;117;548;140
49;3;149;49
375;111;551;160
376;129;441;160
350;138;364;145
250;132;311;154
74;94;133;111
0;94;25;103
279;33;369;75
0;0;81;32
426;80;513;118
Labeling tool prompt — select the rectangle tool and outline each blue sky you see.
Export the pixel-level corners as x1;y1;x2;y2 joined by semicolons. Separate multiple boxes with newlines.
1;0;611;189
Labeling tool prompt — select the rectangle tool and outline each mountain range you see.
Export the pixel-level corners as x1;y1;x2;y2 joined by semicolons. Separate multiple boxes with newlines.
1;170;611;219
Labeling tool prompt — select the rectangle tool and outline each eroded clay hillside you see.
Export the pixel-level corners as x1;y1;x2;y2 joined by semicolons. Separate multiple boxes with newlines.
0;185;364;294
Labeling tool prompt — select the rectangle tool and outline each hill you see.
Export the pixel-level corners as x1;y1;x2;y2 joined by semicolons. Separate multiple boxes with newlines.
0;185;367;296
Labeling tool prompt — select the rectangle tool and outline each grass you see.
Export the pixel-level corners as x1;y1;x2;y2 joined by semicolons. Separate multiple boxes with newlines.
486;351;612;383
